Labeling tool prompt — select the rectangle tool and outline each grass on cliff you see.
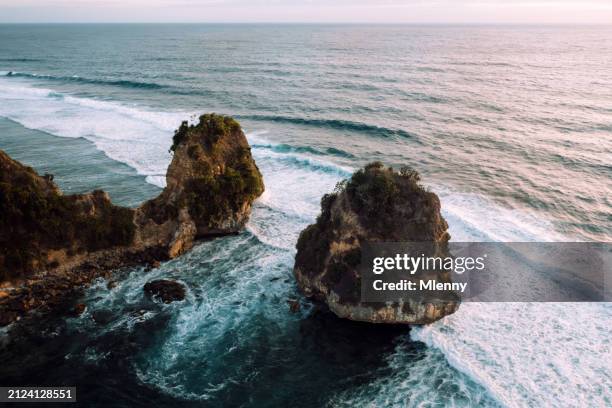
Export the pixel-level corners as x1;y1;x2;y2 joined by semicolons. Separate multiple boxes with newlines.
170;113;241;152
346;161;423;225
311;162;424;229
0;168;135;280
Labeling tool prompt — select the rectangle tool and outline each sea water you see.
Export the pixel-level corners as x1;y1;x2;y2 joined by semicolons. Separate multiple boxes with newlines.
0;24;610;407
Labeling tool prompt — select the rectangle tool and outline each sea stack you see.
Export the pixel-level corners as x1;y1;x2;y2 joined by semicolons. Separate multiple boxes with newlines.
137;113;265;258
0;113;264;325
293;162;459;325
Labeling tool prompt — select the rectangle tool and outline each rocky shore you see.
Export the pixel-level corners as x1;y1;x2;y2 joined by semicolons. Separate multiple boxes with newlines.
0;114;264;326
293;162;459;325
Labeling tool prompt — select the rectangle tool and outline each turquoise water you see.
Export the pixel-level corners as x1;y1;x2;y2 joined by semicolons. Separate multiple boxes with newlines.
0;117;160;207
0;24;610;407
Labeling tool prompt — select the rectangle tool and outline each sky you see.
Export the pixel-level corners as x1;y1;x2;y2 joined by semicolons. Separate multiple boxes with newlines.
1;0;611;24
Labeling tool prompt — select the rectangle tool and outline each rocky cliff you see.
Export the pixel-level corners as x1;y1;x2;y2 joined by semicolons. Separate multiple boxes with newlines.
0;113;263;325
138;113;264;258
293;162;459;325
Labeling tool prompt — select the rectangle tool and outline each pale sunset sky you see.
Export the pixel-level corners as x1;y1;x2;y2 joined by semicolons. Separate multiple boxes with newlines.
0;0;611;24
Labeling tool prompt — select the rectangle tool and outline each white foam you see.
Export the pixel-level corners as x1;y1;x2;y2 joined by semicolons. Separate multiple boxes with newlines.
409;187;611;407
411;303;612;408
246;136;347;249
330;338;500;407
4;76;608;406
247;131;612;408
0;76;188;187
431;185;566;242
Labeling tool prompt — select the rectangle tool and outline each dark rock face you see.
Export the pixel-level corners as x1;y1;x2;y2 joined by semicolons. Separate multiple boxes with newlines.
144;280;186;303
0;113;264;325
293;162;459;325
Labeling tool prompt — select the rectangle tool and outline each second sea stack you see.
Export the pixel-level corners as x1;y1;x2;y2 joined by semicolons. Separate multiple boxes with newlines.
293;162;459;325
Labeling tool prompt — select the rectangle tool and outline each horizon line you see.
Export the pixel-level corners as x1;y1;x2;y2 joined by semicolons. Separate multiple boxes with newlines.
1;21;611;26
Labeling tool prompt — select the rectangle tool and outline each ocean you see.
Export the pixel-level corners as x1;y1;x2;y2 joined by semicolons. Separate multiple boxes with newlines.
0;24;610;407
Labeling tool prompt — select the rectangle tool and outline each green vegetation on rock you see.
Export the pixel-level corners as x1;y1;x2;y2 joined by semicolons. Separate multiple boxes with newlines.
166;114;264;232
183;150;264;228
0;156;135;280
345;161;424;232
0;113;265;326
0;113;263;283
297;162;426;269
170;113;241;152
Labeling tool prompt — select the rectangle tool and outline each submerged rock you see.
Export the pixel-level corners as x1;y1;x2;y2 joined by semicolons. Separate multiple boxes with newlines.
71;303;86;317
0;113;264;325
91;309;115;325
287;298;301;313
144;280;186;303
293;162;459;325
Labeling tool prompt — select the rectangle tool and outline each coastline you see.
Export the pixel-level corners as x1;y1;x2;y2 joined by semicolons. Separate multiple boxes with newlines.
0;113;264;326
0;117;160;207
0;118;164;324
0;23;610;407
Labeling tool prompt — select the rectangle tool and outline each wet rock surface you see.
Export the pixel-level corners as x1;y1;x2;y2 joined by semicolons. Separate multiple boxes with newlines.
143;280;186;303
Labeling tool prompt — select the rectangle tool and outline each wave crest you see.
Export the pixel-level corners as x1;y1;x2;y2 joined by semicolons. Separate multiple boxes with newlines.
240;114;418;141
5;71;164;90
